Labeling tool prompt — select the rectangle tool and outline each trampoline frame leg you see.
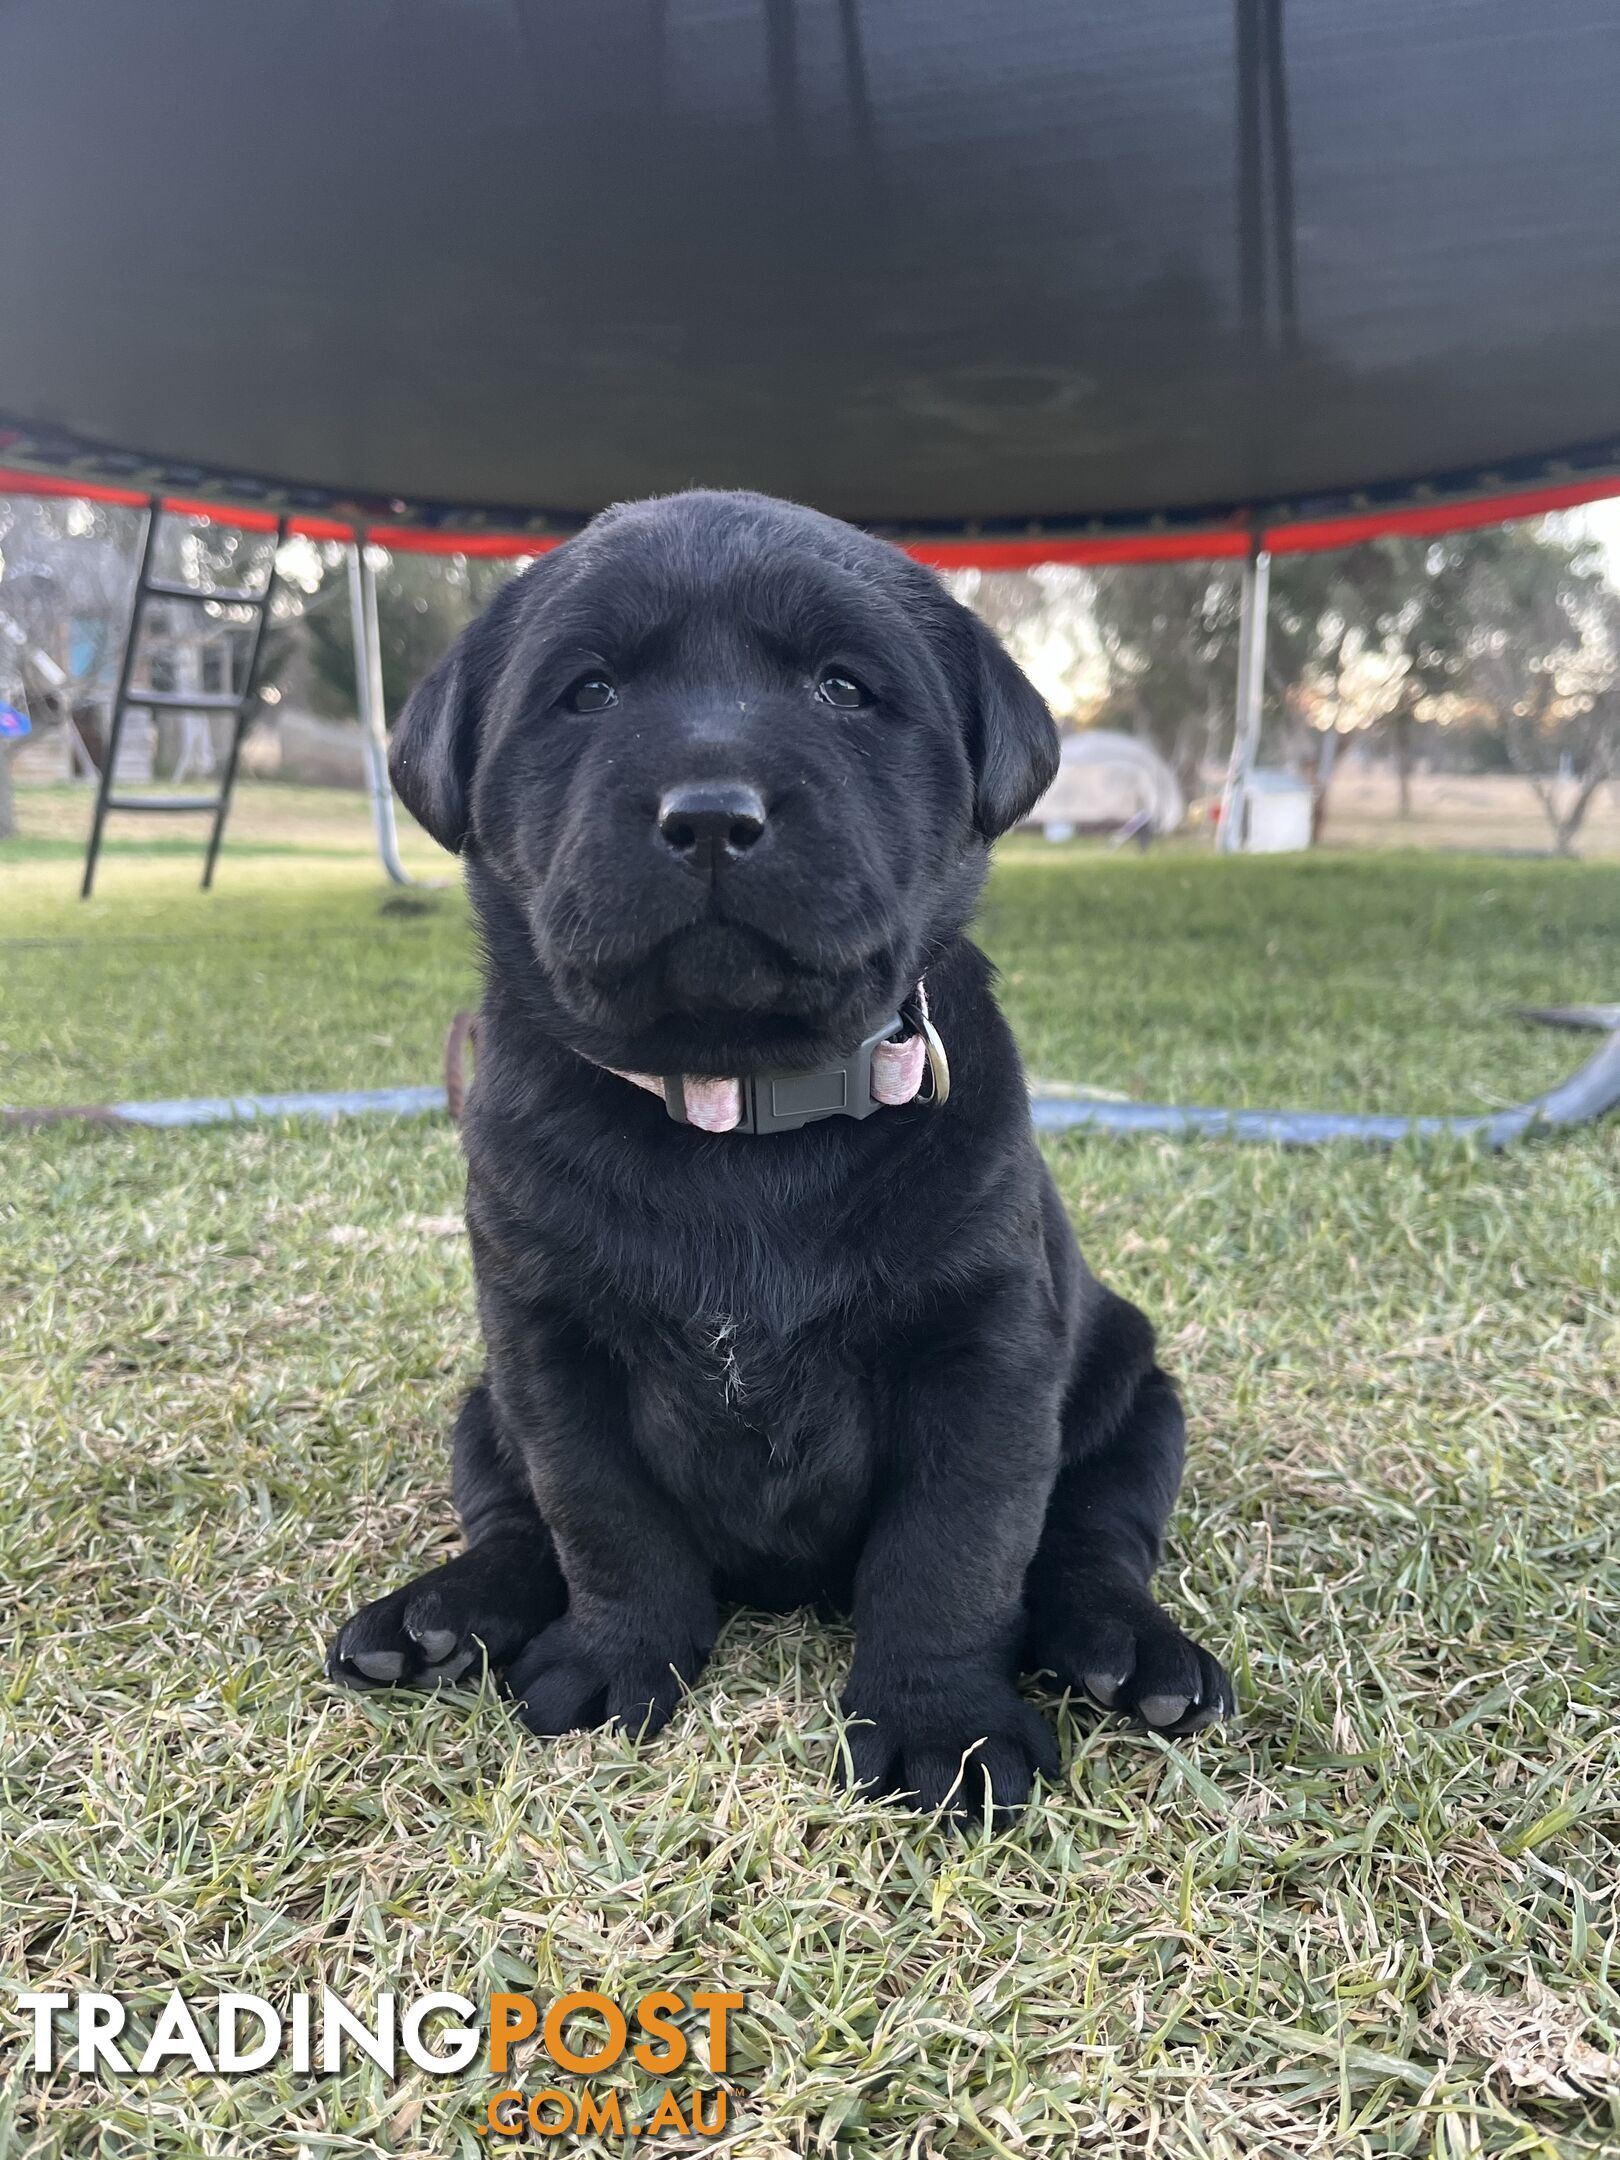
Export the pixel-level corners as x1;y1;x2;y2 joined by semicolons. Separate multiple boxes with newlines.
347;535;418;887
1218;539;1272;853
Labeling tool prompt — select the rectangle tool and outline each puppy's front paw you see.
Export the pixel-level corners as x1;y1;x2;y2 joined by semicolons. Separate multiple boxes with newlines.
1032;1586;1234;1736
839;1665;1060;1822
504;1613;711;1740
326;1539;565;1694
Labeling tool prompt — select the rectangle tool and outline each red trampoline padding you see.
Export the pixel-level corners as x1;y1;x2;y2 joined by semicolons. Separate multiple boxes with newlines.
3;466;1617;566
1263;477;1620;554
912;477;1620;565
0;469;559;554
906;525;1252;569
361;527;562;559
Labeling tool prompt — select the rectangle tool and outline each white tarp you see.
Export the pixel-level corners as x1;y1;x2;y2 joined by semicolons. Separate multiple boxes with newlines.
1029;729;1185;836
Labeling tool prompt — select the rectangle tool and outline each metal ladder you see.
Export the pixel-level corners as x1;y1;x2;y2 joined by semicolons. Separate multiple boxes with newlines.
81;499;287;896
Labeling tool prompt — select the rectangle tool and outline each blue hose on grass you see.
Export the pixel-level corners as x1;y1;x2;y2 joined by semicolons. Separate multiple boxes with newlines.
7;1027;1618;1151
1031;1020;1620;1149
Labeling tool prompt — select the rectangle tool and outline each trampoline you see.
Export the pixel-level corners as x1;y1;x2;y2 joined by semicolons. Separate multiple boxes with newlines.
7;0;1620;883
6;0;1620;550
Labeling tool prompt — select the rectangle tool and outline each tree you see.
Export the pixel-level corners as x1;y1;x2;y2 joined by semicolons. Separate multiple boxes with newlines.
1085;562;1243;792
292;547;528;721
949;565;1103;722
1268;540;1428;835
1266;528;1616;846
1459;529;1619;856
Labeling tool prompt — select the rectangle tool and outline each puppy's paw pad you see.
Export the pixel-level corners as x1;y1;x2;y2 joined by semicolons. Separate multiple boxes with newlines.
327;1584;422;1691
417;1643;479;1690
326;1545;568;1694
1038;1598;1234;1737
329;1610;486;1693
1138;1690;1192;1729
349;1648;406;1685
326;1585;487;1694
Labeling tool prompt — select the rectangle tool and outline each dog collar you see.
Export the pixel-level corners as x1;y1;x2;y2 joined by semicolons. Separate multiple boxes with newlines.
607;983;950;1135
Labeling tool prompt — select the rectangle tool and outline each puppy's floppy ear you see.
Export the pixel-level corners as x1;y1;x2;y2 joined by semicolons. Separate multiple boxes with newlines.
959;608;1061;840
388;567;533;854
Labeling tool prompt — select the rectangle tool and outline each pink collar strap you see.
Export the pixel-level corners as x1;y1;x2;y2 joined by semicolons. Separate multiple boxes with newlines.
607;981;949;1136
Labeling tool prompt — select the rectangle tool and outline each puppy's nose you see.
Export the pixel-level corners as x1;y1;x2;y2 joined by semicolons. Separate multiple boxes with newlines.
656;782;767;875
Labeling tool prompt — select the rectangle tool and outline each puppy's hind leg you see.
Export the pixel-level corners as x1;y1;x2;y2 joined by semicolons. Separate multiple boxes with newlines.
327;1380;567;1692
1022;1294;1233;1736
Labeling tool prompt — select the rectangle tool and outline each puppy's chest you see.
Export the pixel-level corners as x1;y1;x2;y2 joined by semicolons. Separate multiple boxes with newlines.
685;1310;761;1414
643;1305;856;1440
631;1310;875;1559
545;1156;892;1458
592;1189;872;1394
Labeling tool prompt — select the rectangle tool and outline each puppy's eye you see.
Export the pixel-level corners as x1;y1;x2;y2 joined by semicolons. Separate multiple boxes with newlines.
563;673;618;714
816;672;871;709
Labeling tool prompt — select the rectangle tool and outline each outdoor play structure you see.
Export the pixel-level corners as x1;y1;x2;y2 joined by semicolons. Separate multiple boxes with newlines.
2;0;1617;1139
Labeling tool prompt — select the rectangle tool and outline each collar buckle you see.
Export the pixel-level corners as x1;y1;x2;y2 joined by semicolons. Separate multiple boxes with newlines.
666;1017;900;1134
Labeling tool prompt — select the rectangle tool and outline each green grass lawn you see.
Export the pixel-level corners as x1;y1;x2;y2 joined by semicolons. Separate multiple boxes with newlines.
2;801;1618;2157
4;788;1616;1115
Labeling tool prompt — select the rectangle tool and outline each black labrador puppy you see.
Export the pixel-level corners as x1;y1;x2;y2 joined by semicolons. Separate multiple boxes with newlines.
328;490;1230;1816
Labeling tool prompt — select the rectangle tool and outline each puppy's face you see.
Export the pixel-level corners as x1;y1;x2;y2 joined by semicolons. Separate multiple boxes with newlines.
391;492;1057;1074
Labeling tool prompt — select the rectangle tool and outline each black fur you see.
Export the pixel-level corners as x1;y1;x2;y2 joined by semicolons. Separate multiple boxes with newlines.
329;491;1230;1817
